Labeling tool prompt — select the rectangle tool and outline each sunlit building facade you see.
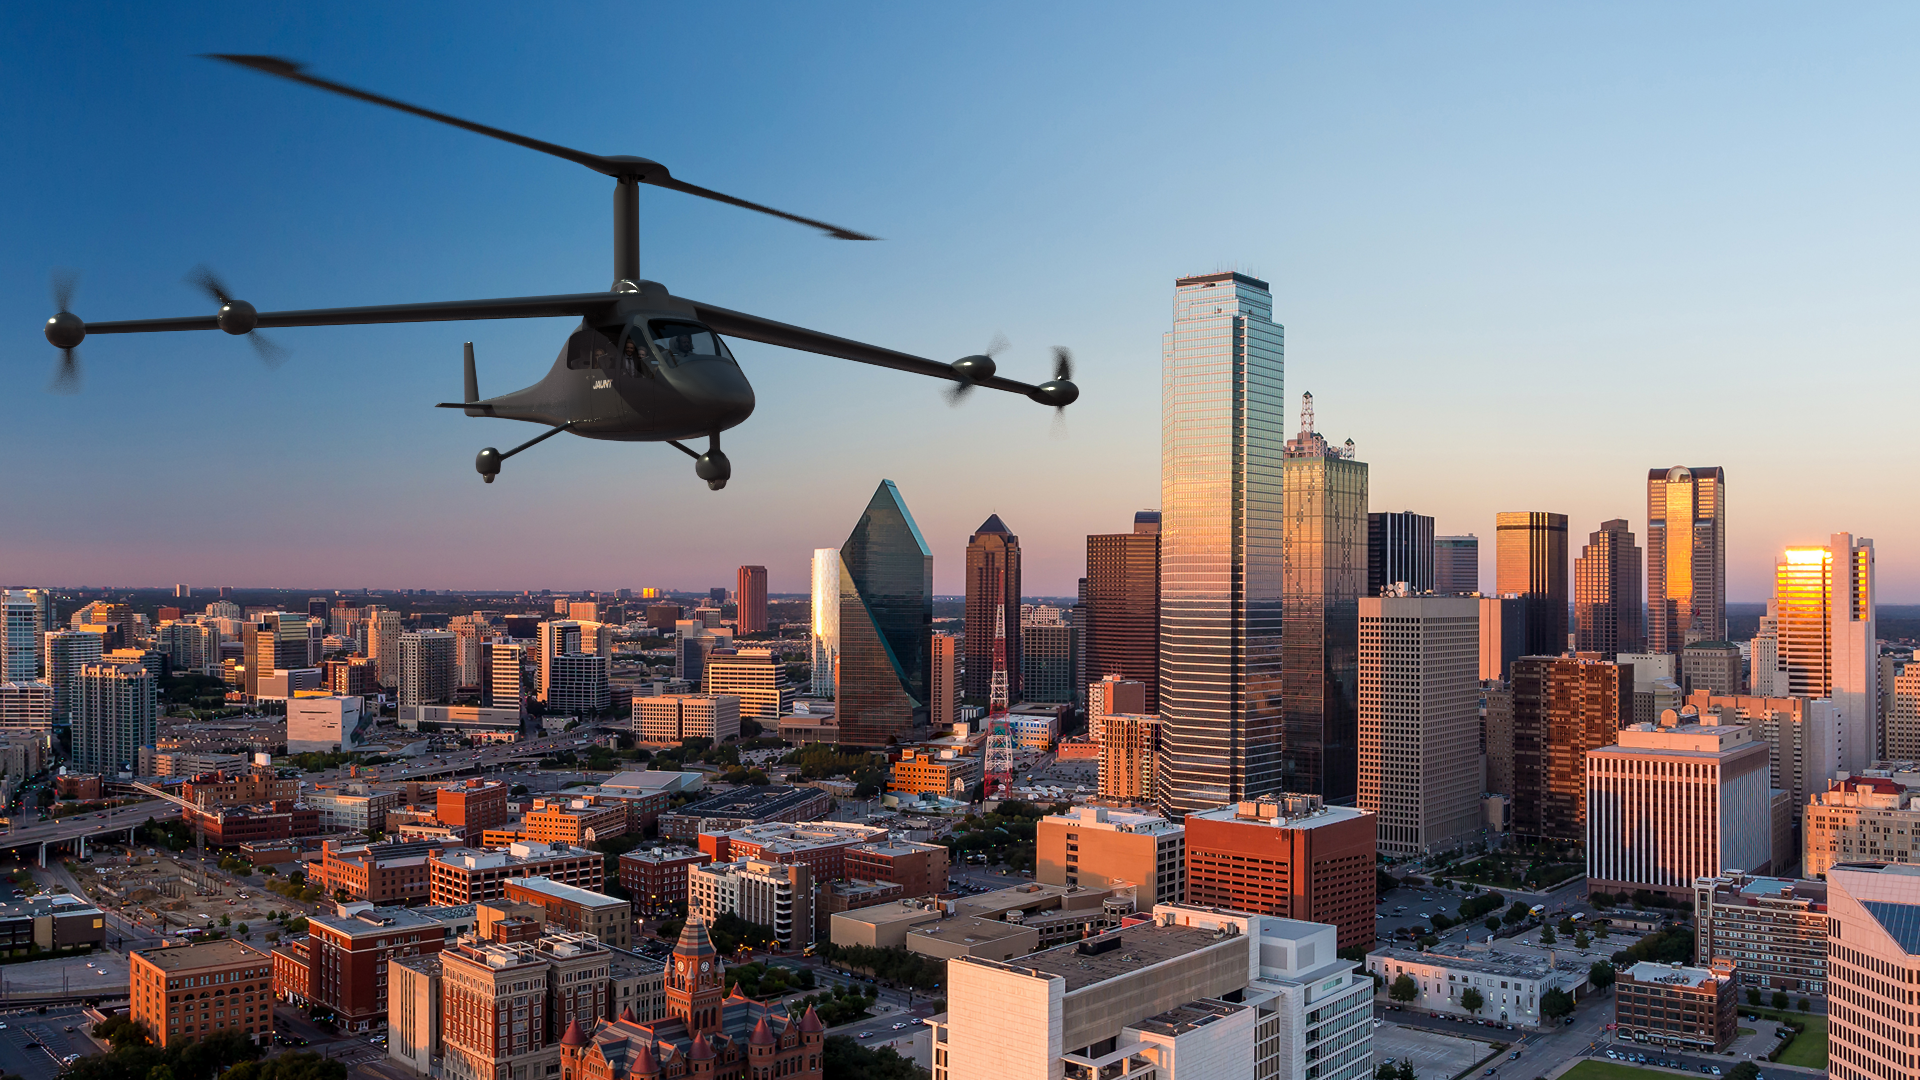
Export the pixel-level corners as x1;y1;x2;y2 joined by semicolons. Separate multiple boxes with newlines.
1496;512;1568;658
1770;534;1877;770
1646;466;1728;652
1084;512;1162;713
809;547;838;698
1155;271;1287;816
963;515;1021;702
1511;655;1630;842
1573;518;1644;660
835;480;932;747
1358;596;1482;856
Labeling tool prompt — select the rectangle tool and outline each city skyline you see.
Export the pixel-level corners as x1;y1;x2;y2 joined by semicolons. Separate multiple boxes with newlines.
6;8;1920;600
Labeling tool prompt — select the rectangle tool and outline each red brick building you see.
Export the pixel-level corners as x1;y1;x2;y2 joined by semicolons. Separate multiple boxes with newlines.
557;918;821;1080
296;905;448;1031
844;839;949;898
182;767;298;810
429;842;604;906
189;801;322;846
436;779;510;834
1183;793;1377;951
131;938;276;1047
697;821;886;886
525;797;630;846
310;839;435;904
54;774;103;800
618;847;712;917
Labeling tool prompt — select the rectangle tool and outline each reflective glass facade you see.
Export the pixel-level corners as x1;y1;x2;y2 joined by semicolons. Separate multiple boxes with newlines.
1646;466;1728;652
1282;432;1368;805
1155;272;1287;815
1774;534;1877;766
835;480;932;747
1495;512;1569;657
1573;518;1644;660
809;548;839;698
1367;511;1434;596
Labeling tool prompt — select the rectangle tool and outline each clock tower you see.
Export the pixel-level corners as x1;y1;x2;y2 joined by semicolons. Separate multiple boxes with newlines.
665;916;725;1036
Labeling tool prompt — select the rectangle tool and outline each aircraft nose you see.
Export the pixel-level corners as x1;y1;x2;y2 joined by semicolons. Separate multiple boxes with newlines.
663;357;755;418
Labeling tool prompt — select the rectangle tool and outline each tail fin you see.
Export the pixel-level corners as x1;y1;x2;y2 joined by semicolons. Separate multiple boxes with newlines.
464;342;481;416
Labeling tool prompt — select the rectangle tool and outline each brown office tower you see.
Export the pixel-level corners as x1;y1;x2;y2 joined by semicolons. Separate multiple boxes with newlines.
930;633;958;729
1497;512;1569;658
1084;511;1162;713
1510;656;1630;842
964;515;1022;702
1183;792;1377;951
1647;466;1728;652
735;565;768;634
1574;518;1644;660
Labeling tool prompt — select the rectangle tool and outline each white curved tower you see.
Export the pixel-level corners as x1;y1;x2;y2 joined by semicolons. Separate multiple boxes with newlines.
810;547;840;698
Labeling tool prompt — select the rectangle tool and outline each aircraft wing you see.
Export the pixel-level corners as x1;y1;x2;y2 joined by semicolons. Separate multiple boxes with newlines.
685;299;1047;400
80;293;621;336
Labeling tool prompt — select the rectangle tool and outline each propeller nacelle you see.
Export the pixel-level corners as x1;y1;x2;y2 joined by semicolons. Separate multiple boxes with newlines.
950;354;996;383
45;311;85;350
217;299;258;335
1031;379;1079;408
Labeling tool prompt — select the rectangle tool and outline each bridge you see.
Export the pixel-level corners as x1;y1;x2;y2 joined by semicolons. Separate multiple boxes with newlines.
0;799;181;866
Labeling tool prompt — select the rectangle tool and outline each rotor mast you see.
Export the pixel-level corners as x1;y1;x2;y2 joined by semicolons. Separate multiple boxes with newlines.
614;176;640;286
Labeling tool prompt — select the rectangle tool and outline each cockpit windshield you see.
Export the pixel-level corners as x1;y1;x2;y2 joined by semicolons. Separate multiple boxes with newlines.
649;321;734;366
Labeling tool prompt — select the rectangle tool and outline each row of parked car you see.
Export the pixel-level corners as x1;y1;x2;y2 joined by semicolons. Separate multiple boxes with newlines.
1605;1050;1727;1075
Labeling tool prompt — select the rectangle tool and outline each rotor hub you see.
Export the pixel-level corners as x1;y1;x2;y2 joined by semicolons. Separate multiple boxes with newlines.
1032;379;1079;408
951;354;996;383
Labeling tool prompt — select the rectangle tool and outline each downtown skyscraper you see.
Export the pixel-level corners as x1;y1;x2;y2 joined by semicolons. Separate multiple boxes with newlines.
1646;466;1728;651
1084;511;1161;714
1281;394;1368;805
809;548;839;698
1767;533;1878;769
963;515;1022;702
835;479;933;747
1496;511;1569;658
1573;518;1644;660
1155;272;1287;816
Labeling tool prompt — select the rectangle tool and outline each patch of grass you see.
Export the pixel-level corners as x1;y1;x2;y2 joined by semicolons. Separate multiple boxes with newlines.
1737;1005;1826;1068
1560;1062;1685;1080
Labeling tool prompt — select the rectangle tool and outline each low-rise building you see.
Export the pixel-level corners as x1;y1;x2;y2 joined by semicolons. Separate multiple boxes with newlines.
632;693;740;745
130;938;276;1047
831;882;1124;959
688;858;813;949
890;747;980;797
1365;946;1590;1029
1805;774;1920;879
503;877;632;948
1614;959;1738;1052
655;785;833;841
297;903;449;1031
428;842;604;906
523;796;628;846
844;838;950;898
1692;872;1828;997
1184;792;1378;952
436;778;511;834
182;766;297;810
1036;805;1185;907
617;846;711;917
304;783;403;836
929;903;1374;1080
698;820;888;885
189;801;322;846
311;838;436;905
286;693;364;753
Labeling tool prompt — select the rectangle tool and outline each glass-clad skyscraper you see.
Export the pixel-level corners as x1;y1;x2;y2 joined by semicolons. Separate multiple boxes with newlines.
1646;466;1728;652
835;480;933;747
1281;394;1368;805
1156;272;1287;816
809;548;839;698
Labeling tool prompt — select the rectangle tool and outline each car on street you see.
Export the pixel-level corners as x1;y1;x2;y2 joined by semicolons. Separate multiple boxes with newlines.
857;1031;875;1039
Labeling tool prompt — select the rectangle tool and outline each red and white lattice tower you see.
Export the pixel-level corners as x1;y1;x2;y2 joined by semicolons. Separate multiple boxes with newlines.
984;590;1013;797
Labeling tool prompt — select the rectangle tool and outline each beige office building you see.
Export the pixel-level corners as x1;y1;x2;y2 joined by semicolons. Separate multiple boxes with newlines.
931;633;958;729
1096;713;1159;802
1824;863;1920;1080
1687;691;1841;836
930;903;1373;1080
1889;665;1920;761
1358;595;1482;857
1035;805;1184;905
687;858;812;949
631;694;740;745
1586;715;1779;901
1805;774;1920;879
1692;872;1828;997
700;647;794;720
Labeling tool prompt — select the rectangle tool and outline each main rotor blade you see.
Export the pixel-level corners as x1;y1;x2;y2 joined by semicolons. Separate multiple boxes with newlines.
207;55;878;240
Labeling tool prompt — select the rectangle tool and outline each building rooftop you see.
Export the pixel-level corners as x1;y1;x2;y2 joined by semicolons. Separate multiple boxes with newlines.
712;820;887;852
906;916;1032;946
510;876;626;908
1185;793;1370;831
391;953;443;977
1369;946;1555;980
311;904;449;938
432;842;594;869
848;839;945;858
1700;873;1828;908
1045;805;1182;836
1128;999;1250;1038
668;785;824;819
989;924;1240;993
620;845;709;864
134;938;270;971
1625;961;1726;987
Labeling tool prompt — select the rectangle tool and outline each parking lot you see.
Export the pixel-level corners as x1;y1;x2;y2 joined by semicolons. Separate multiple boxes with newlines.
0;1007;96;1080
1372;1023;1494;1078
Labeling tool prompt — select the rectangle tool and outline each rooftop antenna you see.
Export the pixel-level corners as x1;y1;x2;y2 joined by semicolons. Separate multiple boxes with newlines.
1299;392;1315;439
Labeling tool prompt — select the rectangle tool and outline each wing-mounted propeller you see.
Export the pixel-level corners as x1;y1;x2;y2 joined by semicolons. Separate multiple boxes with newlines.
945;331;1009;405
187;266;289;367
44;269;85;393
1031;346;1079;431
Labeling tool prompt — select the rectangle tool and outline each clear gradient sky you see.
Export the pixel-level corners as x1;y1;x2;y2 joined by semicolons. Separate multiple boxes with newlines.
6;4;1918;600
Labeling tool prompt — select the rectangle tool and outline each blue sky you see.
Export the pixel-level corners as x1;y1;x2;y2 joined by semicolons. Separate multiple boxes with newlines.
6;4;1918;599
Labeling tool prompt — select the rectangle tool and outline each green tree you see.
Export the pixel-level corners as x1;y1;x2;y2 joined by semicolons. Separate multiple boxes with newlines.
1728;1063;1760;1080
1796;997;1810;1012
1376;1065;1397;1080
1389;973;1419;1002
1747;988;1762;1006
1589;961;1614;990
218;914;230;928
1485;916;1501;931
1505;901;1532;924
1574;929;1590;949
235;924;248;936
1539;924;1556;945
1396;1062;1415;1080
1461;987;1484;1014
1541;987;1575;1020
820;1035;923;1080
1771;990;1789;1010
